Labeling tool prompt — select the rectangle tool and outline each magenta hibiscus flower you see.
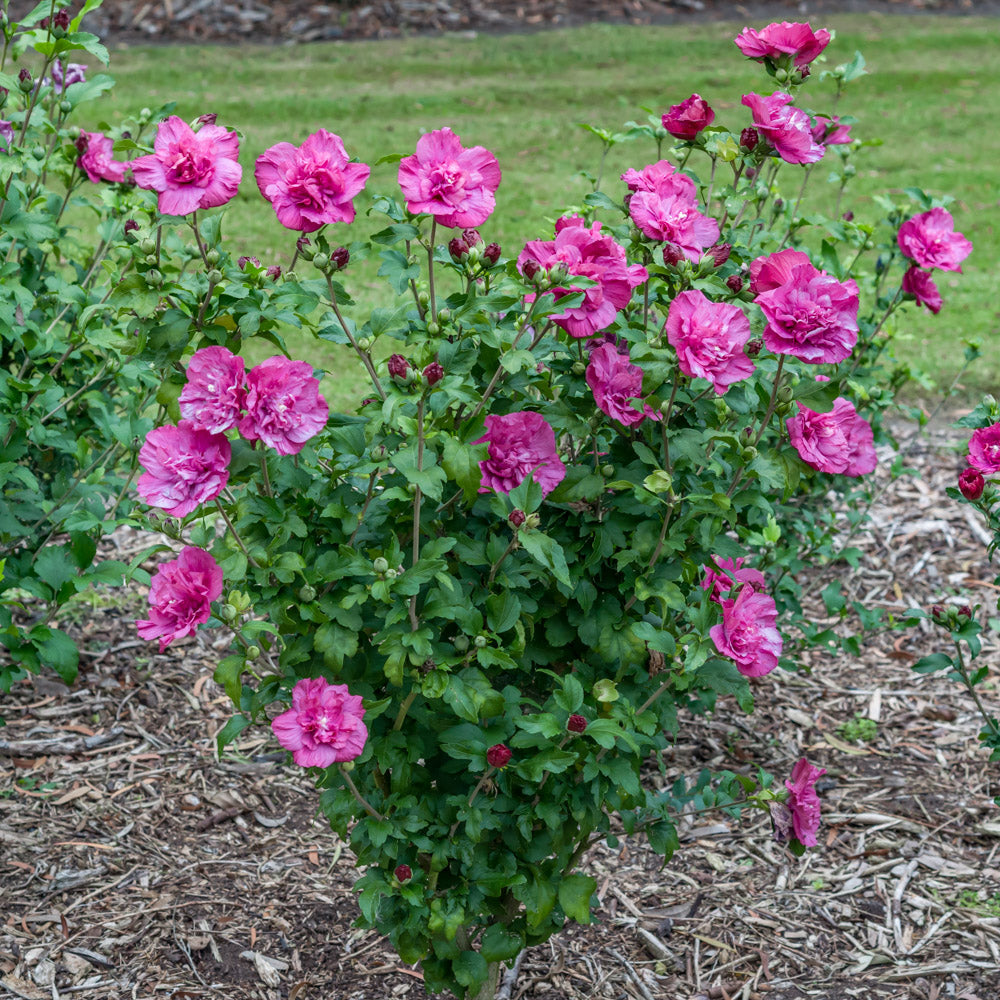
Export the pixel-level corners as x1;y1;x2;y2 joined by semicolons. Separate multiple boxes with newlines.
77;131;129;184
271;677;368;767
238;356;329;456
968;423;1000;474
136;546;223;652
179;346;247;434
787;397;877;477
131;115;242;216
398;127;501;229
734;21;831;68
475;411;566;497
709;585;783;678
255;129;370;232
897;207;972;273
137;421;231;518
586;342;661;427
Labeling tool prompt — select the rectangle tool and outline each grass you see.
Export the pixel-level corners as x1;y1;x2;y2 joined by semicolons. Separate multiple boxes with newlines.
81;14;999;403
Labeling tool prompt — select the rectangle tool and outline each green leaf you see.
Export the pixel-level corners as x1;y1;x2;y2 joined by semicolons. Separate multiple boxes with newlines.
479;924;524;963
912;652;953;674
558;873;596;924
31;627;78;684
216;713;252;753
486;590;521;633
453;951;488;989
517;530;571;587
646;818;680;860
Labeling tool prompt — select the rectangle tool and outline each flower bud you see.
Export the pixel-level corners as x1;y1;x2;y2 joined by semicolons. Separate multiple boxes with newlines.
462;228;483;248
508;509;526;529
486;743;512;769
483;242;501;266
124;219;140;240
266;264;282;280
331;246;350;270
601;463;615;477
524;512;541;530
423;361;444;387
394;864;412;883
662;243;684;267
295;235;314;260
388;354;409;382
453;634;470;653
726;274;744;293
746;338;762;357
473;635;488;649
959;605;973;619
707;242;732;267
238;255;260;271
219;604;238;622
959;467;984;501
245;645;260;661
18;68;32;92
522;260;541;281
448;236;469;263
312;252;330;270
53;9;71;31
567;714;587;734
842;210;854;222
776;385;794;404
298;584;317;603
426;321;441;336
740;127;760;151
373;556;390;575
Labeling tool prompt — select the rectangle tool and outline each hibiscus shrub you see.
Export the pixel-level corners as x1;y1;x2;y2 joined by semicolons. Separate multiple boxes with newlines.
4;7;976;998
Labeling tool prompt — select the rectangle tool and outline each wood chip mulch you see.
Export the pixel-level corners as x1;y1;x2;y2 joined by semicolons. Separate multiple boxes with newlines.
2;416;1000;1000
7;0;996;48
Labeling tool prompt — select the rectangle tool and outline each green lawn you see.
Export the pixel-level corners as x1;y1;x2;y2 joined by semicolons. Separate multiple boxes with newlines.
87;15;998;404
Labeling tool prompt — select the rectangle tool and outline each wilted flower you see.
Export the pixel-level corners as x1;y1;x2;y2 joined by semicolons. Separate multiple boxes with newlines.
784;758;826;846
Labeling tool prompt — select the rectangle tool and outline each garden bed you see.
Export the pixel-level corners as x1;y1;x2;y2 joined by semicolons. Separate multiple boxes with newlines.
2;417;999;999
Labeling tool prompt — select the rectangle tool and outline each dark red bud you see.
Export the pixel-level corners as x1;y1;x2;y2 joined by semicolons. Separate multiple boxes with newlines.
708;242;732;267
508;509;526;529
740;127;760;151
746;339;763;357
461;228;483;248
959;467;985;501
394;864;412;882
662;243;684;266
331;246;350;270
40;17;49;29
448;236;469;263
388;354;409;380
483;242;501;266
74;134;88;154
195;113;217;129
774;199;785;211
238;255;260;270
567;714;587;733
296;235;311;252
18;68;31;83
726;274;744;293
124;219;139;233
486;743;511;769
422;361;444;387
930;604;945;620
266;264;282;280
54;10;71;30
959;605;973;619
522;260;540;280
842;211;854;222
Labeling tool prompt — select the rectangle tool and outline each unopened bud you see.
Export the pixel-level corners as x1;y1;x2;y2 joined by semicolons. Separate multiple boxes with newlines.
394;864;412;883
483;242;501;265
959;467;985;501
295;235;314;260
18;68;32;92
388;354;409;380
662;243;684;266
740;127;760;151
707;242;732;267
959;605;973;619
245;645;260;661
726;274;744;293
423;361;444;387
486;743;512;769
746;338;762;357
373;557;390;575
462;228;483;248
266;264;282;280
508;509;526;529
53;9;71;30
331;246;350;270
238;255;259;271
842;210;854;222
448;236;469;263
567;714;587;734
312;252;330;270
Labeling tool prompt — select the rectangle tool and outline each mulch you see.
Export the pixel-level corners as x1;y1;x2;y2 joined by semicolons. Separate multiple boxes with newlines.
8;0;997;47
2;414;1000;1000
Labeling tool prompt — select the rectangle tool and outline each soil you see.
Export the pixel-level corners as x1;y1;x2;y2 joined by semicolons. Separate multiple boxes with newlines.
8;0;1000;47
3;420;1000;1000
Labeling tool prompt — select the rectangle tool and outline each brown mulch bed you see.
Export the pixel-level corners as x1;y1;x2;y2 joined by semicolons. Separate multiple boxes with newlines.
8;0;998;47
2;416;1000;1000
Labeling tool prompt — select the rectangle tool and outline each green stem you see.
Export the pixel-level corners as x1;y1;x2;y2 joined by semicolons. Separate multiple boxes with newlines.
953;642;1000;743
340;765;385;821
326;275;386;401
392;689;418;732
427;220;438;322
215;500;260;568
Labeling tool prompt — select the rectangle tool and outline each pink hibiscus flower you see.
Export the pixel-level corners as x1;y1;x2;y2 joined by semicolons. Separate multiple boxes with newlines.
475;411;566;497
131;114;242;216
786;397;877;477
752;250;859;364
137;421;231;518
968;423;1000;474
665;289;755;394
620;159;693;195
136;546;223;652
255;129;370;232
811;115;852;147
77;131;129;184
897;207;972;273
628;172;720;261
785;758;826;847
398;127;501;229
741;92;825;165
901;266;942;315
701;556;767;604
179;346;247;434
709;585;783;678
271;677;368;768
238;356;329;456
586;342;661;427
662;94;715;140
517;218;647;338
734;21;831;68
